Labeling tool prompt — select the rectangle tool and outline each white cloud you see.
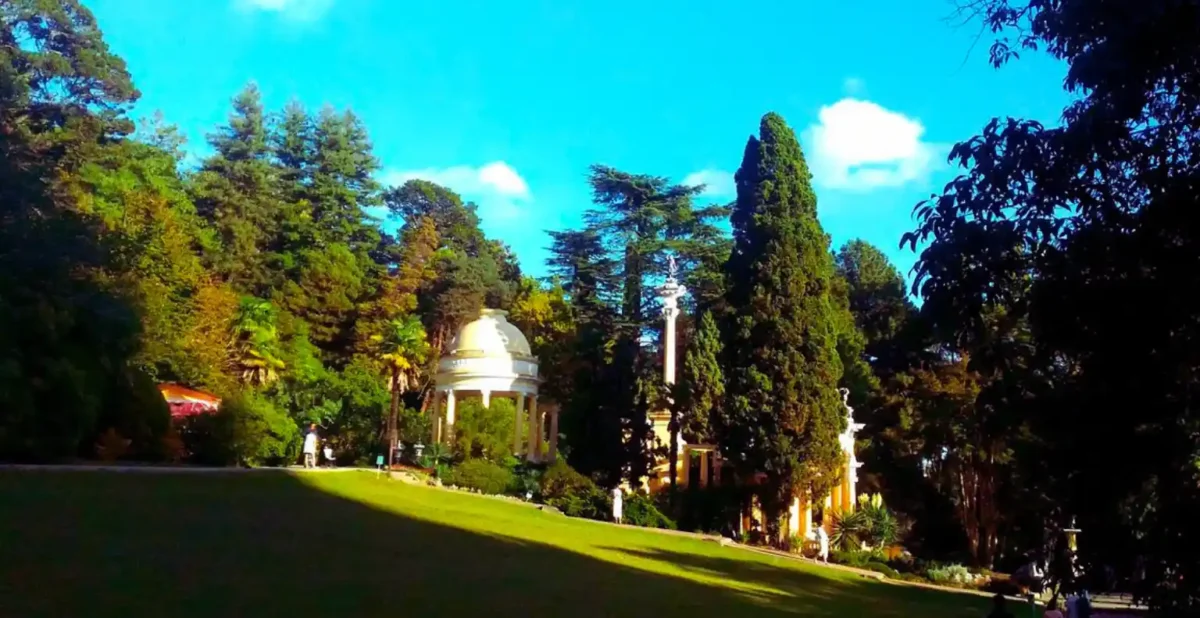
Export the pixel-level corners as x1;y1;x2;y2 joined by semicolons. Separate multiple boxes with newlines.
236;0;334;21
683;169;735;198
804;97;946;192
383;161;532;220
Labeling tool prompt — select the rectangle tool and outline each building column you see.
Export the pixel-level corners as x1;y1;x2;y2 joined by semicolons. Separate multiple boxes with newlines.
823;493;834;534
831;481;843;519
444;389;456;446
787;495;801;538
547;406;559;462
846;458;858;513
680;448;690;488
842;470;854;514
514;393;526;455
481;389;491;409
538;406;548;458
526;395;539;462
802;491;814;540
699;451;710;488
431;390;444;445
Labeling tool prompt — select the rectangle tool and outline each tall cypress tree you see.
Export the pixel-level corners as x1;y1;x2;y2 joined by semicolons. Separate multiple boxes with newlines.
675;310;724;492
720;113;845;533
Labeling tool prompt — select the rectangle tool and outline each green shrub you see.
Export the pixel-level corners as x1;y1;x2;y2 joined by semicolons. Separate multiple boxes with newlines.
864;561;900;578
676;485;753;535
97;368;172;460
539;460;610;520
447;459;514;495
453;397;515;461
623;494;676;529
925;563;976;586
219;390;299;466
831;549;888;569
508;462;543;498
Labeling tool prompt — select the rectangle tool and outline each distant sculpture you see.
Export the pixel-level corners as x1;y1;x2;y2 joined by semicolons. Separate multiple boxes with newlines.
666;254;678;281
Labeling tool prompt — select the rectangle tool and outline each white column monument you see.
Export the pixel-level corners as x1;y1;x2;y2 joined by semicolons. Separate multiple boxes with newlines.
646;255;687;491
659;254;686;388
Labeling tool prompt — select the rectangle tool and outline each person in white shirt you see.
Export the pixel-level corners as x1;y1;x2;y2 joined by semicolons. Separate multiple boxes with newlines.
322;444;334;468
302;424;318;469
611;487;623;524
817;525;830;563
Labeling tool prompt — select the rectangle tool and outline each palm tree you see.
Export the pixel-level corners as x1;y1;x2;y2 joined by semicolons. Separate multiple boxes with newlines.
372;315;430;463
232;297;285;386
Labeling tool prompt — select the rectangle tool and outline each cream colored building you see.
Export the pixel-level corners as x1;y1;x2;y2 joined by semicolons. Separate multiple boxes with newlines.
430;309;558;462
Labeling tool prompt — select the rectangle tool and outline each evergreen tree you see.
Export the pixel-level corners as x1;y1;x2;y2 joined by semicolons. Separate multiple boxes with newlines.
720;113;846;534
834;240;916;373
192;83;284;293
545;228;624;483
270;105;383;359
674;310;724;491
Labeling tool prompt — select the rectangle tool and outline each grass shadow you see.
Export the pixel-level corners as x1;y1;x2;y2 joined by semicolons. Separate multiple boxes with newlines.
0;470;988;618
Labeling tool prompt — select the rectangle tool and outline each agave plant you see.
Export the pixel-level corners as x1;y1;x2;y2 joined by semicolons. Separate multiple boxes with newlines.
833;494;900;550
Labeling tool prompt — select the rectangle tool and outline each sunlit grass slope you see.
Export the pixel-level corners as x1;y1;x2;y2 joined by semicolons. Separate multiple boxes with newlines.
0;470;987;617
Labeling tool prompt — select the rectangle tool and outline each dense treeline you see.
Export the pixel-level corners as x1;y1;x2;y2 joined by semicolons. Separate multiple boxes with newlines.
2;1;1197;613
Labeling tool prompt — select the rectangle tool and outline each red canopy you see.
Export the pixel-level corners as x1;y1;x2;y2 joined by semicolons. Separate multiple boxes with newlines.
158;384;221;418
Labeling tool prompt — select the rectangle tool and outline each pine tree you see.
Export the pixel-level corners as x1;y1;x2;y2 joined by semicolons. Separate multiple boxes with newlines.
720;113;846;534
192;83;284;293
546;228;624;483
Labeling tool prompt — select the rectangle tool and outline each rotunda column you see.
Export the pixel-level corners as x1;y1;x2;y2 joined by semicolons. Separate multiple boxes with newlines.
481;389;491;409
547;406;559;462
514;393;526;455
431;390;444;445
444;389;456;445
526;394;539;462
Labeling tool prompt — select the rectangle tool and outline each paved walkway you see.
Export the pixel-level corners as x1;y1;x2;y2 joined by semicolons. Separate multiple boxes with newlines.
0;463;364;473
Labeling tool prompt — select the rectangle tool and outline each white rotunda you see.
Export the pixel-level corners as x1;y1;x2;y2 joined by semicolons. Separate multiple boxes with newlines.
431;308;557;462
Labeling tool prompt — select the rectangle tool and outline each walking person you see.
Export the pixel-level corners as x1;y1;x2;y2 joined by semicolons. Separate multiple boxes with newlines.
817;524;830;563
302;423;318;469
323;444;335;468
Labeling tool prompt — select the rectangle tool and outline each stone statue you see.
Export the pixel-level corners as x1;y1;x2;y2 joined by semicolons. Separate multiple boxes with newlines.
666;254;678;281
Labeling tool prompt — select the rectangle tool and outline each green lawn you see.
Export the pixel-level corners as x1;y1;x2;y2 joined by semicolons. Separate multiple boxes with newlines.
0;470;988;617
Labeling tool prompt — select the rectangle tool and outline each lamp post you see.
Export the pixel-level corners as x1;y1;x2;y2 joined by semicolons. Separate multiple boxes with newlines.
1064;517;1082;552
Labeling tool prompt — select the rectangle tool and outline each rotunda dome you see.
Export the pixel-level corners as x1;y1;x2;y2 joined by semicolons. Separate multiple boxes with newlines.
447;309;532;358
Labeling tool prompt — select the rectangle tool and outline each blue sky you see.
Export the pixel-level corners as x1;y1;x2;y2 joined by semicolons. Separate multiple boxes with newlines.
86;0;1069;281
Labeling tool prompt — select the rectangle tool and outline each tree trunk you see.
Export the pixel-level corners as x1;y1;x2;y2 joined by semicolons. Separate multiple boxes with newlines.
387;369;400;466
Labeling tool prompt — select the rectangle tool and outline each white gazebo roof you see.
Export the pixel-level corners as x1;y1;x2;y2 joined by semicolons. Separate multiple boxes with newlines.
435;308;540;396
